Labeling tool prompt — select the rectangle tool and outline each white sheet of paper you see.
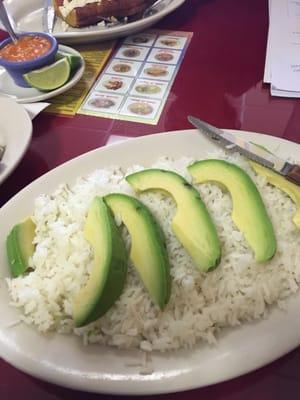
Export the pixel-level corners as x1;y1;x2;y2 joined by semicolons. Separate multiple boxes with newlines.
23;102;50;120
271;85;300;97
270;0;300;91
263;0;272;83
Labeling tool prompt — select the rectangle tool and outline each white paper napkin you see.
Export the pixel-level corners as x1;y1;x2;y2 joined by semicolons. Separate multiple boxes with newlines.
23;102;50;120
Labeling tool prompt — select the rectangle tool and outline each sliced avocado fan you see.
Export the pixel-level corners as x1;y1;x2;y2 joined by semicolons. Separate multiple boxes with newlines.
6;218;36;277
188;159;276;262
249;161;300;229
72;197;128;327
104;193;171;310
126;169;221;272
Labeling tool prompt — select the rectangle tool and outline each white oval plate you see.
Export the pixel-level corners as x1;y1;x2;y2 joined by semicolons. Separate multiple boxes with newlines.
0;45;85;103
0;130;300;395
3;0;186;44
0;97;32;184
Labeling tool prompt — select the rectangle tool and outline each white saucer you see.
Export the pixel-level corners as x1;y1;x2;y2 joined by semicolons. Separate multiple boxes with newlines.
0;45;85;104
0;97;32;184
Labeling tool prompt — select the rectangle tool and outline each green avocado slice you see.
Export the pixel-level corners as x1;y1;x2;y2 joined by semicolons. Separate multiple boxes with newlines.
188;159;276;262
72;197;128;327
6;218;36;277
249;161;300;229
104;193;171;310
126;169;221;272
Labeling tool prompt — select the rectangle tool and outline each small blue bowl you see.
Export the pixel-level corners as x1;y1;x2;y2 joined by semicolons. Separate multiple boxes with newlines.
0;32;58;88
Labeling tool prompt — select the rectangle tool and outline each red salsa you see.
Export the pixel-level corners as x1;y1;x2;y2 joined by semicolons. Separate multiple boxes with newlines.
0;35;51;62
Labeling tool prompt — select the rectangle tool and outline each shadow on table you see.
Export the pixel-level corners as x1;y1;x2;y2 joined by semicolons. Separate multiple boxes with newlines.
0;149;50;207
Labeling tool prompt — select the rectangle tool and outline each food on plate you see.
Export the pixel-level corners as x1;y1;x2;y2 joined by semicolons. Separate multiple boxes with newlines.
5;152;300;351
0;35;51;62
135;83;161;94
89;97;115;108
112;63;131;73
188;159;276;262
127;169;221;272
6;218;36;278
128;101;153;115
23;57;71;91
160;38;178;47
144;65;168;77
155;52;174;62
0;33;58;88
105;193;171;309
53;0;156;27
103;78;123;90
250;161;300;229
122;48;141;58
73;197;128;327
55;51;82;71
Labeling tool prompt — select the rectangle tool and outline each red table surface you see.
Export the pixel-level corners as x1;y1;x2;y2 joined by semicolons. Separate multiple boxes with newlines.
1;0;300;398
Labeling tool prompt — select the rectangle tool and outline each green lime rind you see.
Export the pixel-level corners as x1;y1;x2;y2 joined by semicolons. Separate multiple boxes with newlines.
23;58;71;91
55;51;82;71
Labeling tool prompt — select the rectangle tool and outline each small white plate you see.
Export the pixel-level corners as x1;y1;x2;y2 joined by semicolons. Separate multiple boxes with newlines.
0;130;300;395
0;45;85;104
3;0;186;44
0;97;32;184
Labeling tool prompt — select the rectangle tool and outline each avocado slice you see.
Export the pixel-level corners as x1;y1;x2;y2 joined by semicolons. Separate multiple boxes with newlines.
249;161;300;229
188;159;276;262
104;193;171;310
126;169;221;272
6;218;36;277
72;197;128;327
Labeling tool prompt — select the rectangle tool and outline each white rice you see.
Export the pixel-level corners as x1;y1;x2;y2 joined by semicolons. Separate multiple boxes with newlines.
6;151;300;351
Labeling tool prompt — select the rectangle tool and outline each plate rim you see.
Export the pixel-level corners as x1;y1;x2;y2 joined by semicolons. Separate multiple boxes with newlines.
0;44;85;103
4;0;186;42
1;129;300;395
0;97;32;184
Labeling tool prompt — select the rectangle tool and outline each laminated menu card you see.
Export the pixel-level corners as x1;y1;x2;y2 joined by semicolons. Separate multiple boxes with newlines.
78;30;193;125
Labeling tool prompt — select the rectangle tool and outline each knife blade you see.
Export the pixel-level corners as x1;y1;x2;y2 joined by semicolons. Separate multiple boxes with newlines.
188;115;300;186
42;0;55;34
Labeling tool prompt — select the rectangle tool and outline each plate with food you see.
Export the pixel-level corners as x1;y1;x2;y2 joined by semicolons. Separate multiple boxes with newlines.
2;0;186;44
0;43;85;103
0;97;32;184
1;129;300;395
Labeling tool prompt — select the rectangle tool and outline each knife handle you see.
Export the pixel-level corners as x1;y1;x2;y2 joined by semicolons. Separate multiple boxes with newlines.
286;164;300;186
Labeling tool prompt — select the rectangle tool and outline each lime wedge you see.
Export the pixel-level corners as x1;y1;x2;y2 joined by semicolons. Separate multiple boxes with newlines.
55;51;81;71
23;58;71;91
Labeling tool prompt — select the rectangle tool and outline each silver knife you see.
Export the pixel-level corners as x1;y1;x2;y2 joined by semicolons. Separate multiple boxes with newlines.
42;0;55;34
188;115;300;186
